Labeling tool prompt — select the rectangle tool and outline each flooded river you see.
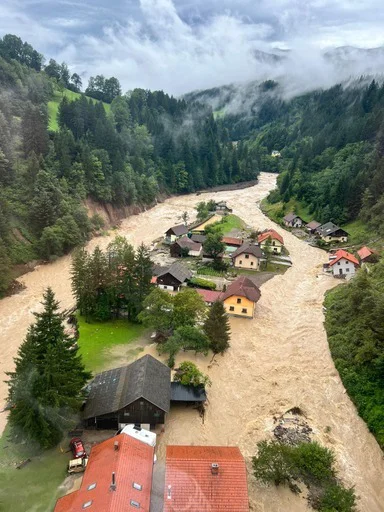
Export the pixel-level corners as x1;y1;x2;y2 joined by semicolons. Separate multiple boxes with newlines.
0;173;383;511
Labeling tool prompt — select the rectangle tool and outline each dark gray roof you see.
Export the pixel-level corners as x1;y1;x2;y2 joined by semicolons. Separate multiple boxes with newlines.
157;262;192;283
83;355;171;419
191;234;206;244
317;222;348;237
231;242;263;259
166;224;188;236
174;237;202;251
284;213;303;222
170;382;207;402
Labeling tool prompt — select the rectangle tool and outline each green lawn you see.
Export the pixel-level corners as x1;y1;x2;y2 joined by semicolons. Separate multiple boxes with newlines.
342;219;377;246
0;425;70;512
208;214;245;235
48;89;111;131
77;316;146;372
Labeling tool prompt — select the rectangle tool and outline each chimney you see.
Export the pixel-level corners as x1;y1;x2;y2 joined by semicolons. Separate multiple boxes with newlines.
110;472;116;491
167;485;172;500
211;463;219;475
114;441;119;451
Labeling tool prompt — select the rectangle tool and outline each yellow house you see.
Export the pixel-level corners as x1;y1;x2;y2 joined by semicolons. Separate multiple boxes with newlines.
231;243;263;270
221;276;261;318
191;214;221;234
257;229;284;254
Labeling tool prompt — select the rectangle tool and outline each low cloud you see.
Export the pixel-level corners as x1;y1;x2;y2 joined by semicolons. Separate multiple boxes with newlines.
1;0;384;96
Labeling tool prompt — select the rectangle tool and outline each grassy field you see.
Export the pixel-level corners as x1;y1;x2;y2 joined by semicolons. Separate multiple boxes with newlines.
48;89;111;131
209;214;245;235
77;315;146;372
0;425;70;512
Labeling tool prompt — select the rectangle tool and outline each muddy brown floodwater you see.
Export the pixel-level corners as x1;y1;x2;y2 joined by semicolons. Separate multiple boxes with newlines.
0;173;383;511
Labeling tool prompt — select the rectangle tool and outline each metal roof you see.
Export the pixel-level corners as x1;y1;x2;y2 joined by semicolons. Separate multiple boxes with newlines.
157;262;192;284
170;382;207;402
317;222;348;237
83;355;171;420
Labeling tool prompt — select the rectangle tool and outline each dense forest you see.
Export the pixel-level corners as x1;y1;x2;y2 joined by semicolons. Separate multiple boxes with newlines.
205;78;384;231
324;262;384;448
0;34;256;296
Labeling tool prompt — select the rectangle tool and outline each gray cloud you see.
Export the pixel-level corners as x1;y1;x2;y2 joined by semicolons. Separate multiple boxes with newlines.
1;0;384;95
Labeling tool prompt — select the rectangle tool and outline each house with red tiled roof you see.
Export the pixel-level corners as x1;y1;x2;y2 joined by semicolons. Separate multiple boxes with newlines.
220;276;261;318
329;249;359;277
195;288;222;306
257;229;284;254
222;236;243;247
163;445;249;512
54;426;156;512
357;246;378;263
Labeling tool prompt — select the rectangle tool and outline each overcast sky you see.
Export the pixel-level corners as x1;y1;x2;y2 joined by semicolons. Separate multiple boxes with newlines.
1;0;384;94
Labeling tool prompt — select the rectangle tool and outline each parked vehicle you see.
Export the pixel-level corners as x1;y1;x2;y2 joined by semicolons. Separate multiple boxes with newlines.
68;457;88;474
69;437;86;459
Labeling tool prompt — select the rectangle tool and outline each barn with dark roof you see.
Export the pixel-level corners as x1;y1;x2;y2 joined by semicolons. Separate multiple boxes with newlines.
83;355;171;429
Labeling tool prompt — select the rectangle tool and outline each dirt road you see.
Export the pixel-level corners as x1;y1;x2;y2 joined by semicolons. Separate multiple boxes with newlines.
0;173;383;510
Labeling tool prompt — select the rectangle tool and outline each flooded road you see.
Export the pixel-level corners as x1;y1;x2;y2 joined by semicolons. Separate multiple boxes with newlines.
0;173;383;511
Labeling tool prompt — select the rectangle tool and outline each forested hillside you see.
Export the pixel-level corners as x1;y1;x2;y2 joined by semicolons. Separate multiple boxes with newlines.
212;79;384;234
0;34;255;296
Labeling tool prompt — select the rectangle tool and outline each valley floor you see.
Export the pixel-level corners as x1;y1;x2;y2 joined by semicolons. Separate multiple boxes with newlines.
0;173;383;511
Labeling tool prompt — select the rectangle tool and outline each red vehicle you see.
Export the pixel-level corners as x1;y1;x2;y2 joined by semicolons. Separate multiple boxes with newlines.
69;437;86;459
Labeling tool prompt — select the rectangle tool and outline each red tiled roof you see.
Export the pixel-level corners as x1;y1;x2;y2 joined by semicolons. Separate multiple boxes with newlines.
195;288;222;303
220;276;261;303
329;249;359;267
54;434;154;512
222;237;243;246
164;446;249;512
257;229;284;245
357;246;375;260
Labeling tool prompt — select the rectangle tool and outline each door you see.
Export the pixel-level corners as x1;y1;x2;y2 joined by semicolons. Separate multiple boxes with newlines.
339;269;343;275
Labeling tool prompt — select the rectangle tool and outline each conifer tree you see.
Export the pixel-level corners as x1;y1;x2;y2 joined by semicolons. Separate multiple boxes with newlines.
6;288;91;448
133;243;153;320
204;300;231;354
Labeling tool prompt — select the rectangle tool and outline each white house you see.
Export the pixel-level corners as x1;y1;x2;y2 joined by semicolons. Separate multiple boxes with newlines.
329;249;359;277
283;212;304;228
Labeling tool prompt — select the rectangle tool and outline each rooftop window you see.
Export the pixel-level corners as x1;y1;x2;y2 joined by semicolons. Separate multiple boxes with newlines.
133;482;142;491
87;483;96;491
130;500;140;508
83;501;93;509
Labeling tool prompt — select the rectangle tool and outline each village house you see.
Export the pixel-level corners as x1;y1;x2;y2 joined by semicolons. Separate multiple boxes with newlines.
164;224;189;244
328;249;359;277
190;214;222;235
357;246;378;263
195;288;222;306
257;229;284;254
316;222;348;243
220;276;261;318
215;200;233;214
155;262;192;291
163;445;249;512
54;425;156;512
305;220;321;234
170;237;203;258
283;212;304;228
190;233;206;244
231;242;263;270
82;355;171;430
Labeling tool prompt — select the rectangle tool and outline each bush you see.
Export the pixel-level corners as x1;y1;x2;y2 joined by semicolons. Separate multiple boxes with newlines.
317;483;357;512
292;442;335;483
188;277;217;290
252;440;294;486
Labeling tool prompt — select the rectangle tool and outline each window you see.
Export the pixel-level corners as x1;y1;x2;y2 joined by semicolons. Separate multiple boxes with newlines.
130;500;140;508
229;306;234;311
250;261;254;266
133;483;142;491
83;501;93;509
87;484;96;491
272;241;275;246
346;268;349;272
337;262;340;265
237;298;241;304
124;411;130;417
242;308;247;314
245;254;249;259
239;260;242;264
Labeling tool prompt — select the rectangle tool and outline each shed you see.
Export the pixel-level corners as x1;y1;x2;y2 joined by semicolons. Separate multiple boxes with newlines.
170;237;202;258
170;382;207;403
82;355;171;429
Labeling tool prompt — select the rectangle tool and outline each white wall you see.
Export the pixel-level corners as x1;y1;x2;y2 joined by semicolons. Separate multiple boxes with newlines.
332;258;356;276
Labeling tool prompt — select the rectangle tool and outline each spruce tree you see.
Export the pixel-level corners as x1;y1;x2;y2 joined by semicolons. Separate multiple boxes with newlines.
6;288;91;448
133;243;153;320
204;300;231;354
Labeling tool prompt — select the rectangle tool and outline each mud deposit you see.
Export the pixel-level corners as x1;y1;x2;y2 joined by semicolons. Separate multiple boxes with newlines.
0;173;383;511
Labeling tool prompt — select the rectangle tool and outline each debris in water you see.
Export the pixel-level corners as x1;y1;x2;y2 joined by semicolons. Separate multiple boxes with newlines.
273;408;312;445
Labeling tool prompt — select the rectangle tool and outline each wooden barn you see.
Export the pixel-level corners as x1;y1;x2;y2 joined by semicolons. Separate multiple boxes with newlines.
82;355;171;430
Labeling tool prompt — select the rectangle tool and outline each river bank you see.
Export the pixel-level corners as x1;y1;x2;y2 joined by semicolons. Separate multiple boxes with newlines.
0;172;383;511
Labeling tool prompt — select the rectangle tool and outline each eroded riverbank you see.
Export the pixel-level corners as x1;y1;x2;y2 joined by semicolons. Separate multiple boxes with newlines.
0;173;383;511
